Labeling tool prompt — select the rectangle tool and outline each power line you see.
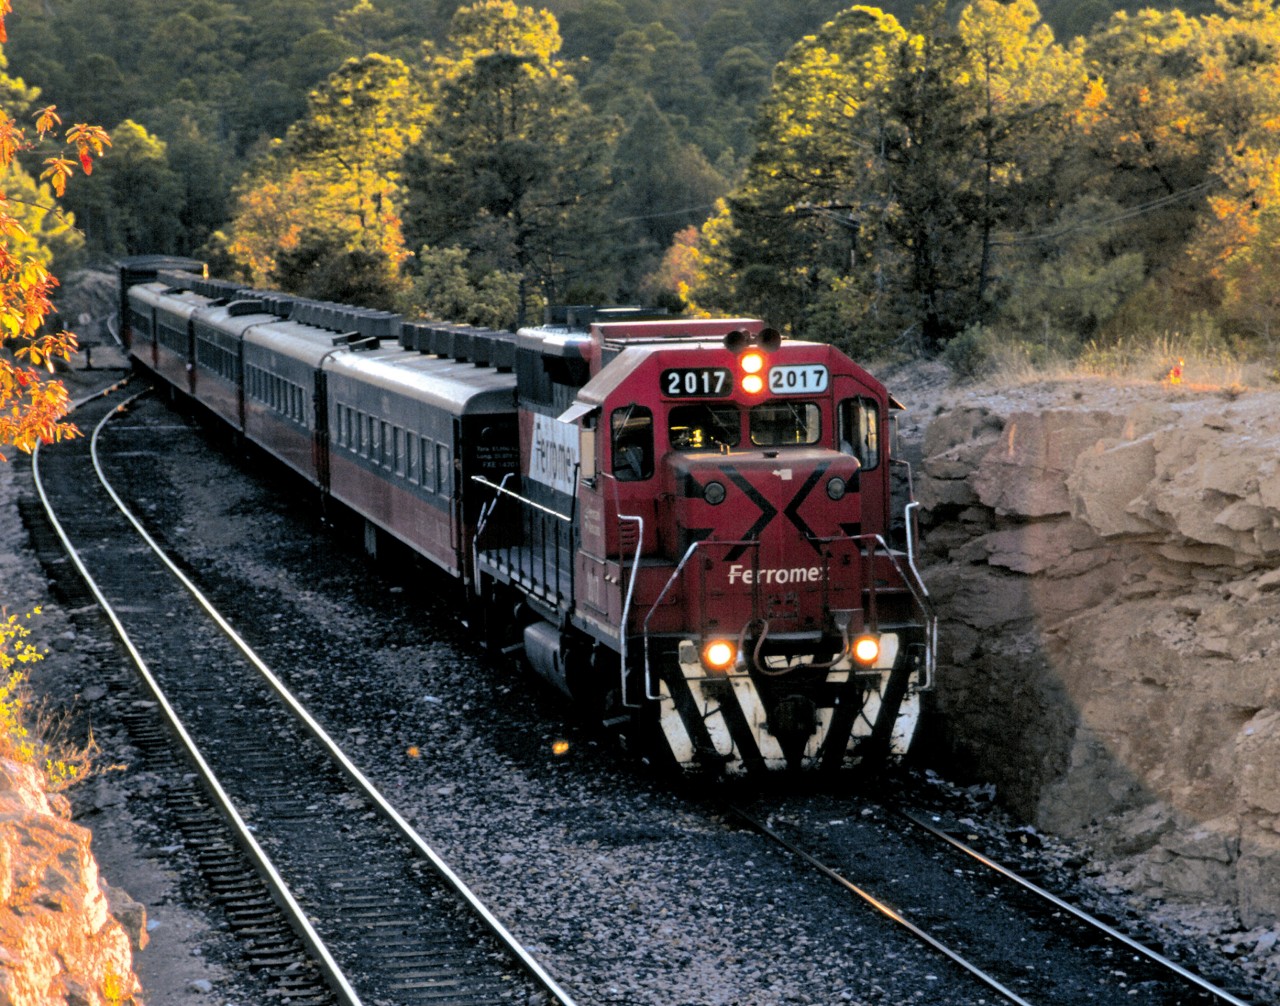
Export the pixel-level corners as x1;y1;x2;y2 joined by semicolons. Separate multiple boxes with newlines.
992;179;1217;247
615;203;719;223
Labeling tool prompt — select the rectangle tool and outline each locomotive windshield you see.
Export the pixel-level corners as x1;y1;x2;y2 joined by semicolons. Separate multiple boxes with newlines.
749;401;821;446
668;403;740;451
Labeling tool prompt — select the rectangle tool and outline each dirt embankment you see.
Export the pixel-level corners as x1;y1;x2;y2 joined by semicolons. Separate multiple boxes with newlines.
912;375;1280;936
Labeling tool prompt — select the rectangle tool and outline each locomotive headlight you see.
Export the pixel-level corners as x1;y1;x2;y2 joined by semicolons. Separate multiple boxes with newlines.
703;481;726;505
741;373;765;394
851;634;881;666
826;476;847;501
702;640;737;672
740;351;765;375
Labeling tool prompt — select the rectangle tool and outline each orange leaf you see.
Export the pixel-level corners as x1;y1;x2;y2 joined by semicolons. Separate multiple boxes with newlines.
34;106;60;135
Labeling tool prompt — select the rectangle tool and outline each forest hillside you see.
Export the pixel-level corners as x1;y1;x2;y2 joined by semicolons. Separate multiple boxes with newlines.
4;0;1275;365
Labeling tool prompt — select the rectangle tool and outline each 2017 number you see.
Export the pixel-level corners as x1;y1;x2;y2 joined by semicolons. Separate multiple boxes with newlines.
768;365;828;394
662;368;731;397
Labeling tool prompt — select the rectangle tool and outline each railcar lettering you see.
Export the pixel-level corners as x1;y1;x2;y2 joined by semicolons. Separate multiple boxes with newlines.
768;364;829;394
661;367;731;398
529;413;580;495
727;563;824;585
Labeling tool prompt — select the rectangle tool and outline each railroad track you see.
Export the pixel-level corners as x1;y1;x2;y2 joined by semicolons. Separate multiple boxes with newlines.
726;799;1257;1006
29;383;577;1006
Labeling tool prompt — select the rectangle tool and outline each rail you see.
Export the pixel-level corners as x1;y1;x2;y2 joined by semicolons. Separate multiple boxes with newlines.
40;393;579;1006
898;810;1252;1006
35;391;362;1006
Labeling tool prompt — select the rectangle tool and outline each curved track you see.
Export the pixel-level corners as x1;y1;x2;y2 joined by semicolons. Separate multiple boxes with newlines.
727;801;1256;1006
31;383;577;1006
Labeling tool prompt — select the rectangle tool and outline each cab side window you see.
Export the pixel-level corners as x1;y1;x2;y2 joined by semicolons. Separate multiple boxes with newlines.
611;405;654;481
838;397;880;470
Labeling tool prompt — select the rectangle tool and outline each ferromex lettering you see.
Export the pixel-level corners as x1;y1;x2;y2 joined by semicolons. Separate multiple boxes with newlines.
529;413;580;495
728;564;825;586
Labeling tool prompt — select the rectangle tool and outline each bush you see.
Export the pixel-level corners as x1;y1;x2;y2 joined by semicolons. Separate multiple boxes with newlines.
0;608;100;790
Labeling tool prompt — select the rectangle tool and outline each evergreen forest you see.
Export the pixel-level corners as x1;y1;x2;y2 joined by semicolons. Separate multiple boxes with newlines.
7;0;1280;363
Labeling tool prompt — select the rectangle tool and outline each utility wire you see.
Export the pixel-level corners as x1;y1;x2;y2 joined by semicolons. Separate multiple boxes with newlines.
992;178;1217;247
615;202;719;223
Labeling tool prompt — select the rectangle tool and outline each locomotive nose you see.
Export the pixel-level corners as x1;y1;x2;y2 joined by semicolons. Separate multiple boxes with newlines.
665;448;862;557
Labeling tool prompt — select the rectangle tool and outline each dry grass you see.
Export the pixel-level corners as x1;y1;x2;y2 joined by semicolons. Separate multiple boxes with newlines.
951;326;1277;394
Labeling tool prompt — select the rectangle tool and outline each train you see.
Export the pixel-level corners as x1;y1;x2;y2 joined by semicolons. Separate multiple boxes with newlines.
116;254;936;775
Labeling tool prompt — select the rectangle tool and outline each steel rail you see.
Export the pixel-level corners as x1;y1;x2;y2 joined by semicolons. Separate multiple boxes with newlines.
32;389;363;1006
726;804;1036;1006
82;394;579;1006
898;810;1252;1006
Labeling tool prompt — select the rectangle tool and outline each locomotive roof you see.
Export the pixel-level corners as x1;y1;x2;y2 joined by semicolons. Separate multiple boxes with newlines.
325;345;517;416
564;338;844;408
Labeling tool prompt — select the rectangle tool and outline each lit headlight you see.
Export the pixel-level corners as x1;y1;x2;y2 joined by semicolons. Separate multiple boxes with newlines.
852;635;880;665
827;476;847;500
702;640;736;671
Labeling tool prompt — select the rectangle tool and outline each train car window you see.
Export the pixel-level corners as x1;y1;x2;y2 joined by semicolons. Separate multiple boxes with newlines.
407;433;419;484
750;401;821;446
394;428;406;477
838;397;880;470
360;413;370;456
422;438;435;491
668;403;740;451
436;443;451;494
611;405;654;481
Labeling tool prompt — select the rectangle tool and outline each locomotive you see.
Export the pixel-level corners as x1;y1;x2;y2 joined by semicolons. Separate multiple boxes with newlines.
117;255;935;774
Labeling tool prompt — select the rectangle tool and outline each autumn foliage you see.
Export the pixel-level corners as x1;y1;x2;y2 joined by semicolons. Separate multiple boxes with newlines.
0;6;107;458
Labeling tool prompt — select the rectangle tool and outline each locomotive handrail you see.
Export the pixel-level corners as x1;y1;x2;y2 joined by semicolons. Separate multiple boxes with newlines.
470;475;576;612
470;475;573;522
854;529;936;691
638;528;936;699
616;513;644;707
805;527;935;690
903;500;938;691
471;472;516;597
638;535;759;704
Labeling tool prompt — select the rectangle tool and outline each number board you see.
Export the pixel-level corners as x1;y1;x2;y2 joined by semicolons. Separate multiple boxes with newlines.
661;367;732;398
769;364;829;394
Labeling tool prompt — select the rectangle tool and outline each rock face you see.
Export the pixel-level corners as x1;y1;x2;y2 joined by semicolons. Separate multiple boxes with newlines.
0;756;142;1004
918;381;1280;926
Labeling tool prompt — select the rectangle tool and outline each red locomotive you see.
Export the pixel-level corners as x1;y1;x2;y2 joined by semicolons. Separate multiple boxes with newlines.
119;258;934;774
